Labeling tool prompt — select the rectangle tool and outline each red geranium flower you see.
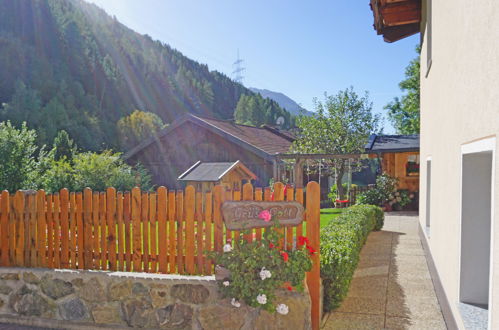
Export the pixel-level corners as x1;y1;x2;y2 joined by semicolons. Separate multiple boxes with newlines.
287;285;293;291
306;245;316;255
269;243;275;249
280;251;289;262
297;236;309;246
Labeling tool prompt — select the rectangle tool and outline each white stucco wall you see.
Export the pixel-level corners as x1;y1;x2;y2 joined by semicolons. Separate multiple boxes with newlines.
419;0;499;328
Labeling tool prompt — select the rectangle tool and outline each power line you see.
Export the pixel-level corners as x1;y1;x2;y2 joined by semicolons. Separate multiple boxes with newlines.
232;49;245;84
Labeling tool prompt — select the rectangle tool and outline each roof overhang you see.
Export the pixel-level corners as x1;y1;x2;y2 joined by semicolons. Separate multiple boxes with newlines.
370;0;422;43
123;114;278;162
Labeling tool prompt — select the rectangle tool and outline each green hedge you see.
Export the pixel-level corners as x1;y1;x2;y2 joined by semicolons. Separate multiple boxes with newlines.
320;205;384;312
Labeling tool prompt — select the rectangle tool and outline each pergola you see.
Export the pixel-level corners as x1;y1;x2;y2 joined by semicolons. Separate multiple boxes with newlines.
274;153;363;189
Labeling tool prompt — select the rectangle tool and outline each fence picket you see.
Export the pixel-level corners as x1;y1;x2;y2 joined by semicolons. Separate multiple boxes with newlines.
52;193;60;268
76;192;84;269
45;194;53;268
60;189;69;268
27;192;37;267
1;191;9;266
83;189;93;269
273;183;285;248
141;192;149;272
213;186;223;253
242;183;253;243
195;190;203;274
124;192;132;271
131;187;142;272
92;192;100;269
204;191;212;275
254;188;263;242
176;190;184;274
286;186;294;250
149;192;157;273
167;190;176;273
107;187;117;271
69;192;77;269
157;187;167;273
99;192;107;270
117;191;124;271
185;186;195;275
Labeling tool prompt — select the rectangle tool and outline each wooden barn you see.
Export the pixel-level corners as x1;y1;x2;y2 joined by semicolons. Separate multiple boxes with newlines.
124;114;294;188
365;134;420;192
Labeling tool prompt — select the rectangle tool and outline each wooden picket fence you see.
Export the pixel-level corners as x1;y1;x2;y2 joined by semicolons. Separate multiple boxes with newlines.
0;181;321;329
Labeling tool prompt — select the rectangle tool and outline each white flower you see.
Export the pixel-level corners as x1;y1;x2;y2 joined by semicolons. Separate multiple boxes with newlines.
231;298;241;308
256;294;267;305
389;194;394;200
223;281;230;287
276;303;289;315
259;267;272;280
396;197;402;202
223;244;232;253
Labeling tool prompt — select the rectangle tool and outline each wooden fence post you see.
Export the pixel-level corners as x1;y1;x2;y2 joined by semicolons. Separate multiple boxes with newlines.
306;181;321;330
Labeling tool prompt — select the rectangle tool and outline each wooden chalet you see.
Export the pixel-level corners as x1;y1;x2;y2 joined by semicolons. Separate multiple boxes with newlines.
370;0;422;43
365;134;420;192
124;114;294;188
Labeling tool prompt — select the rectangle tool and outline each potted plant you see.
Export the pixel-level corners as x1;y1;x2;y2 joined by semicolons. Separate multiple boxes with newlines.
209;210;314;314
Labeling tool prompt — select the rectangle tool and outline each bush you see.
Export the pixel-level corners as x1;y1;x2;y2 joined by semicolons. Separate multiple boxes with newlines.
320;205;384;312
356;173;398;206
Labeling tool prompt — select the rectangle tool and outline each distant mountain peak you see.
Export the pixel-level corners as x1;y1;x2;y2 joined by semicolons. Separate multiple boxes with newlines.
249;88;313;116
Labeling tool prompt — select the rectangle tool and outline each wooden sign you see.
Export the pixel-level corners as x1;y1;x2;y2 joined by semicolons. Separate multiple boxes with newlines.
221;201;304;230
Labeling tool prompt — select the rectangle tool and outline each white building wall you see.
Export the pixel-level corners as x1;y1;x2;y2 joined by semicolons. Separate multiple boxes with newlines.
419;0;499;328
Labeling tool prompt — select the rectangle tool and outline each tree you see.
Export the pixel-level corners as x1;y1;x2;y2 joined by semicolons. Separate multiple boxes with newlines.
292;87;380;199
53;130;77;162
117;110;165;150
72;150;152;191
0;121;38;191
385;46;420;134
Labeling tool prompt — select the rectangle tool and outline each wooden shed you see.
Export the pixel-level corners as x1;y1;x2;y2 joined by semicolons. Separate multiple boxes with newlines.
366;134;420;192
178;160;257;193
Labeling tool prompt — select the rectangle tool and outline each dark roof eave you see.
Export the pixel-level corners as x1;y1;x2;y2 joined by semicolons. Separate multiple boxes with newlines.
366;148;420;153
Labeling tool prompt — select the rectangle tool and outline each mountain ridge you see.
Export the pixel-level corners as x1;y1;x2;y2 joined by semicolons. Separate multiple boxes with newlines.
0;0;292;150
249;88;313;116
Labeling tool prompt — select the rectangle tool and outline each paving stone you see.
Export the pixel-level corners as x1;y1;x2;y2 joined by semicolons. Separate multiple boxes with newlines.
334;296;386;315
347;275;388;299
386;294;443;320
385;316;447;330
323;312;384;330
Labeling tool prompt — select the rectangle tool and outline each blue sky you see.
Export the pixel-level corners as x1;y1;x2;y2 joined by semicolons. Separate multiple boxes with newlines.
86;0;419;133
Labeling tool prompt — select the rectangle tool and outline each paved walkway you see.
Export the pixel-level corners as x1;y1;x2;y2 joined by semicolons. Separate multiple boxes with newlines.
322;212;447;330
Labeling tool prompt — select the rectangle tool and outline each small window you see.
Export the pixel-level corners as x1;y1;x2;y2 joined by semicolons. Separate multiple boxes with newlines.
406;155;420;177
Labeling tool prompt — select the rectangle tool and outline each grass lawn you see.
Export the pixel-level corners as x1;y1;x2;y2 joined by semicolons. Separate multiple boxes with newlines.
320;208;344;228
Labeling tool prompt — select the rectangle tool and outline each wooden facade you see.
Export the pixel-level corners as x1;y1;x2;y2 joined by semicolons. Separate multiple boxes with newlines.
380;151;419;191
178;161;257;193
125;115;293;188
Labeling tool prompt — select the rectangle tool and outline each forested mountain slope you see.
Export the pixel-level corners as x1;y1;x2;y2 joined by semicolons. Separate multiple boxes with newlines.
0;0;291;150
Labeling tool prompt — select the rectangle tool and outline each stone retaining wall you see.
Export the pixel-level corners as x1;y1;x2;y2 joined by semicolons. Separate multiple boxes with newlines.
0;268;311;329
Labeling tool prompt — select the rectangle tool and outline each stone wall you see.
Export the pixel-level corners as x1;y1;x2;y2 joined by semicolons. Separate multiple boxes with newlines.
0;268;312;329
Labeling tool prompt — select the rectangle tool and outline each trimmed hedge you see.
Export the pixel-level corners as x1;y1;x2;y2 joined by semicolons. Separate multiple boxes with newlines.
320;205;384;312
